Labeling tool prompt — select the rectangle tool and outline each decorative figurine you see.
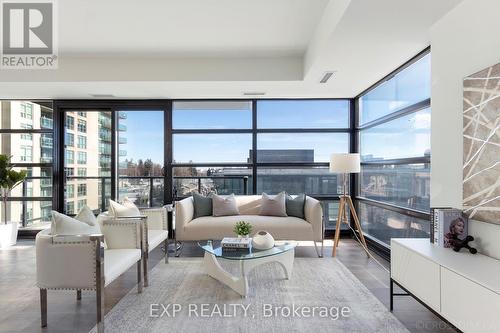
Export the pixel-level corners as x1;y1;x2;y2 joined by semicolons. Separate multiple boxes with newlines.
450;235;477;254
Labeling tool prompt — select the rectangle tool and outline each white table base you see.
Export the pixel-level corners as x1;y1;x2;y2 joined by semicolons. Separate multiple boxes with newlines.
203;249;295;297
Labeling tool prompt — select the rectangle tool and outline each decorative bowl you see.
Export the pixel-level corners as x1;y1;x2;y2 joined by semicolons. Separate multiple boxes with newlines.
252;230;275;250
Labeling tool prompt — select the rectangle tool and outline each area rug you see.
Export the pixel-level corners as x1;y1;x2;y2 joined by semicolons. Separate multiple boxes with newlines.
90;257;408;333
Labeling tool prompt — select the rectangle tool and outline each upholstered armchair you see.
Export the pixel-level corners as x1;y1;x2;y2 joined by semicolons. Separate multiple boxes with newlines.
139;207;169;266
36;216;145;333
98;207;169;288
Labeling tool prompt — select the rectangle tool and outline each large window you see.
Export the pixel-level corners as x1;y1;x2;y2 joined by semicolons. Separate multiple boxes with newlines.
56;100;351;232
64;111;112;213
118;110;164;207
170;100;351;229
0;101;54;228
357;50;431;246
172;101;253;200
359;53;430;125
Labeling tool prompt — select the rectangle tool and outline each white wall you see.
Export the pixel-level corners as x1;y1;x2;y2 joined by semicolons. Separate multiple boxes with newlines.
430;0;500;260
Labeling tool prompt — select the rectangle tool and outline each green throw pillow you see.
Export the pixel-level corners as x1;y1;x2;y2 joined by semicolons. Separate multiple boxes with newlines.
192;192;213;218
285;193;306;219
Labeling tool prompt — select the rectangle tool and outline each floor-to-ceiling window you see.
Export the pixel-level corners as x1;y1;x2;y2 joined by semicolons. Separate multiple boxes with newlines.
0;101;54;228
356;50;431;246
118;110;165;207
63;111;113;213
256;100;351;229
172;101;253;197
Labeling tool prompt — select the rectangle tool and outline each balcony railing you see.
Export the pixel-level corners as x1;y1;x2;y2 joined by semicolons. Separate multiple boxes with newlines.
64;175;249;213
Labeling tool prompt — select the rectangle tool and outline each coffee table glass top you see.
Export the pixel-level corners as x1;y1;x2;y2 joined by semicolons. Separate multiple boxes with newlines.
198;240;297;260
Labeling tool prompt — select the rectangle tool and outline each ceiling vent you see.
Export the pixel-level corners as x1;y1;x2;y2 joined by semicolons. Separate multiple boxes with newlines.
242;91;266;96
90;94;115;98
319;71;335;84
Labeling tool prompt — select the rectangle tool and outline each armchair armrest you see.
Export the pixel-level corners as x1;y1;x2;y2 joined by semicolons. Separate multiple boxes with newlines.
305;196;324;242
175;197;194;240
36;230;103;290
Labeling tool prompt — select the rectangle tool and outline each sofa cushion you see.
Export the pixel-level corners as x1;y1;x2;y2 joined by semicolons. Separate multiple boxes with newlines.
183;215;313;241
260;192;287;217
147;229;169;252
104;249;141;286
212;193;240;217
192;192;213;218
286;193;306;219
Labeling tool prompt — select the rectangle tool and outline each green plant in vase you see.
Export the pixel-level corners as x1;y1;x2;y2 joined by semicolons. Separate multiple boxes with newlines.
234;221;252;238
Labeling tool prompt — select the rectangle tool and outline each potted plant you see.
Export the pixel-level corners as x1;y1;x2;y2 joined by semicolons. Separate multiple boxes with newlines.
234;221;252;238
0;155;27;248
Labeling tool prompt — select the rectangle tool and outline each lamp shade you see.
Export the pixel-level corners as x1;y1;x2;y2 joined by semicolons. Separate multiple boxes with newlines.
329;153;360;173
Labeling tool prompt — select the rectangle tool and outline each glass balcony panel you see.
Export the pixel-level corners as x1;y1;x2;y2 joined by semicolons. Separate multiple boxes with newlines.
173;166;252;197
358;202;430;246
256;167;345;196
360;163;430;212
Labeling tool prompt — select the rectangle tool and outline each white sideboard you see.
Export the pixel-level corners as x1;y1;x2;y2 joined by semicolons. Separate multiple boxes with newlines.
391;238;500;333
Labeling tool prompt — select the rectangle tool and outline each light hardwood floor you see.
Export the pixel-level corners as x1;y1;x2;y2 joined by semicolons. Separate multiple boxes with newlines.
0;238;456;333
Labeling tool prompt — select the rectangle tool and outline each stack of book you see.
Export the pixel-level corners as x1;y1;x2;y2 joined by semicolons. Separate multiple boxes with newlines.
221;237;252;254
430;207;468;248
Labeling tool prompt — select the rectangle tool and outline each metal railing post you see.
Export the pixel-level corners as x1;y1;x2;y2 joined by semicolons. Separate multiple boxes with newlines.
22;180;27;227
243;176;248;195
149;177;154;207
101;177;105;212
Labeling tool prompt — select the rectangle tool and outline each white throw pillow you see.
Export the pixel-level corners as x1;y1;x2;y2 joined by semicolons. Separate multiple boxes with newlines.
109;197;140;217
212;194;240;217
51;210;97;235
75;205;101;235
260;192;287;217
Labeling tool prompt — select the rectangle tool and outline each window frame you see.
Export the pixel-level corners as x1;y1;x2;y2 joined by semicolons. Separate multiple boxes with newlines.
0;100;54;230
354;47;431;250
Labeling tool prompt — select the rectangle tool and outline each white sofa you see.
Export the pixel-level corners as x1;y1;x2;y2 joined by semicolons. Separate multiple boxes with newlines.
36;217;144;333
175;195;324;257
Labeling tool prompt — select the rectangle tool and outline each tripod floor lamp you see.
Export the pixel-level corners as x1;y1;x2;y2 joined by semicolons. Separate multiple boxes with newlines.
330;153;369;257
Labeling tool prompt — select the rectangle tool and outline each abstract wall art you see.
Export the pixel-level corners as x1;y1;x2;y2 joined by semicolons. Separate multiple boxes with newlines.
463;62;500;224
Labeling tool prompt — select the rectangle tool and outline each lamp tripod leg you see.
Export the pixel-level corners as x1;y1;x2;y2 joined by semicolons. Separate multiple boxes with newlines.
332;196;345;257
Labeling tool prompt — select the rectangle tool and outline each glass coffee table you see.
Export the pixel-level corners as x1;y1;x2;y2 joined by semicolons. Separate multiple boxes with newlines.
198;240;297;297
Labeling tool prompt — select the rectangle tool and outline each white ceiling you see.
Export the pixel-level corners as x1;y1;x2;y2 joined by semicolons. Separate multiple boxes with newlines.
0;0;463;99
59;0;329;57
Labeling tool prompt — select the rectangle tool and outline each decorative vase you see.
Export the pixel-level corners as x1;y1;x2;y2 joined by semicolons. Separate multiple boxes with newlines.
0;221;18;248
238;234;249;239
252;230;274;250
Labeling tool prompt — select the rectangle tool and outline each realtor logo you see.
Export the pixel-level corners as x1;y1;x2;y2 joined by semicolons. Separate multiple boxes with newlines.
1;0;57;69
